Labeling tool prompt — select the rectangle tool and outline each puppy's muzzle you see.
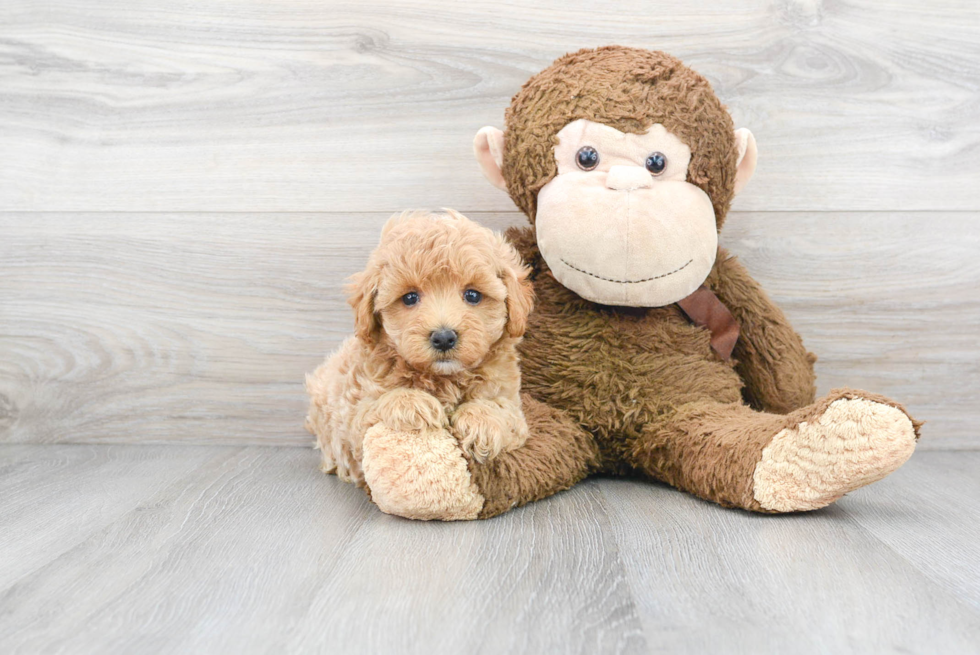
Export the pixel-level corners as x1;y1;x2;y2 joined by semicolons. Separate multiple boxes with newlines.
430;328;458;352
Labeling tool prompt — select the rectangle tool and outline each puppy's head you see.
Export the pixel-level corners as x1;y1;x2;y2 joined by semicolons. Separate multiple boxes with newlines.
347;209;533;375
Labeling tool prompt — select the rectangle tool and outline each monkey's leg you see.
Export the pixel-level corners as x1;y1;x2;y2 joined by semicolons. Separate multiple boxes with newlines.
468;394;601;519
630;388;919;512
361;422;485;521
361;394;599;521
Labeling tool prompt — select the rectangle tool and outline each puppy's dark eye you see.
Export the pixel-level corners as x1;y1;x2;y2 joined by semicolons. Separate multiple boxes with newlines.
576;146;599;171
402;292;420;306
645;152;667;175
463;289;482;305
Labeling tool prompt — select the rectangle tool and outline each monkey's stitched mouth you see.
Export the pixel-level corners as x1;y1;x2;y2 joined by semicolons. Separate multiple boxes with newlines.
559;258;693;284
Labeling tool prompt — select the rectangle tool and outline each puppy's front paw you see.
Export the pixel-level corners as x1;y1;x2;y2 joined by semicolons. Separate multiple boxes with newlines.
451;400;523;463
368;388;447;432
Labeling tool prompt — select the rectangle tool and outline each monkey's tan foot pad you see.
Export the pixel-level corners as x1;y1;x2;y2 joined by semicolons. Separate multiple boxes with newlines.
361;424;484;521
752;398;916;512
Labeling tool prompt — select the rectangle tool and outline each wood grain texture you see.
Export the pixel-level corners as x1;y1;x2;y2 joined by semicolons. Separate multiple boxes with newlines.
2;4;977;652
0;445;646;655
0;0;978;212
1;211;976;448
835;450;980;610
722;211;980;448
599;462;980;654
1;445;978;654
0;445;229;586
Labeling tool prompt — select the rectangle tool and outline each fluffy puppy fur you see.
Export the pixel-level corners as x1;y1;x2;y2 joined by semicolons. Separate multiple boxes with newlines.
305;209;535;487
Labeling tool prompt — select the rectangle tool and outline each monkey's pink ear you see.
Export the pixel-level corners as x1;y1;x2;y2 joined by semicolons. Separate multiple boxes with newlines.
733;128;758;195
474;126;507;191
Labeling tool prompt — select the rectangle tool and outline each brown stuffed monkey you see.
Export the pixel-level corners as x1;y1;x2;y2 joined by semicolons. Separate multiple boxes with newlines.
355;46;919;520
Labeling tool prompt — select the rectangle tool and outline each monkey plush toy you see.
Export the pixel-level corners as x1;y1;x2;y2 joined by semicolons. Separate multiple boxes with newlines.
357;46;920;520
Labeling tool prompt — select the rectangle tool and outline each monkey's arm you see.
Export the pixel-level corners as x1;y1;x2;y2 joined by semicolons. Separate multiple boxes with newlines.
705;249;817;414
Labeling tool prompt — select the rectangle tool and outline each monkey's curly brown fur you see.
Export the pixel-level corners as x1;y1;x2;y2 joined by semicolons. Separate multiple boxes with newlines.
503;47;738;225
338;47;920;521
493;227;920;515
459;47;919;517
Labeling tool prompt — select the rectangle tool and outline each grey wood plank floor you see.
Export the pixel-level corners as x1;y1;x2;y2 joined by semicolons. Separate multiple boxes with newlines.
2;445;978;654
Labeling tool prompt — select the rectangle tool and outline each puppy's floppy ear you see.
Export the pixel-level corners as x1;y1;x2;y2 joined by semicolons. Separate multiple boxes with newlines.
346;263;383;345
349;215;403;345
497;242;534;338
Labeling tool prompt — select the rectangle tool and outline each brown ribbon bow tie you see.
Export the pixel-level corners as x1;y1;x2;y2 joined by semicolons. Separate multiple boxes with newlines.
676;285;740;360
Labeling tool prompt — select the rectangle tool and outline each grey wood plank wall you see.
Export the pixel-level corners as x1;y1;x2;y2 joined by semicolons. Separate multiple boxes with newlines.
1;1;978;448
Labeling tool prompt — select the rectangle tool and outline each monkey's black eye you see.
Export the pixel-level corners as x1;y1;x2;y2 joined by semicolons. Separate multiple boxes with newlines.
645;152;667;175
402;292;420;306
463;289;482;304
576;146;600;171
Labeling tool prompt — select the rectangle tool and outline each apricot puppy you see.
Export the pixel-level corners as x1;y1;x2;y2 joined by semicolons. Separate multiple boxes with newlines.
305;209;534;488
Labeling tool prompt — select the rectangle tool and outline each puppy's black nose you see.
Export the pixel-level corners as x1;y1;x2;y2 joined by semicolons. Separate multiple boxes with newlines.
430;328;457;352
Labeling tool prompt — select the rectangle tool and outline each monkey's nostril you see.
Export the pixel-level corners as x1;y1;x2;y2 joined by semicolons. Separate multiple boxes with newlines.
430;328;458;352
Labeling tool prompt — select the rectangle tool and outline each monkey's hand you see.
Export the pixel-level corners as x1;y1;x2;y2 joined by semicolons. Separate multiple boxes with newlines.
707;250;817;413
450;399;528;463
366;388;447;433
